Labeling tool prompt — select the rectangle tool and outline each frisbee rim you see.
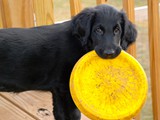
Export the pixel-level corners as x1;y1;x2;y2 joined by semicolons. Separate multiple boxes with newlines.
70;50;148;120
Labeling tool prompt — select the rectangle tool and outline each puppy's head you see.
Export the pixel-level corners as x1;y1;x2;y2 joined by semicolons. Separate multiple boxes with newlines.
72;4;137;59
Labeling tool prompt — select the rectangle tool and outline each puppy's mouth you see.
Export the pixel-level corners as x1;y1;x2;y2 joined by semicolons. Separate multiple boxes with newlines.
95;47;121;59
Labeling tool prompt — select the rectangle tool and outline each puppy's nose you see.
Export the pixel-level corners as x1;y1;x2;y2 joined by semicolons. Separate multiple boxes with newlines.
95;47;119;59
103;49;115;55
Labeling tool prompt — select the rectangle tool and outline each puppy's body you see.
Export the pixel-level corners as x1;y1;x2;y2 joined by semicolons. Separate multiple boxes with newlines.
0;21;82;92
0;5;137;120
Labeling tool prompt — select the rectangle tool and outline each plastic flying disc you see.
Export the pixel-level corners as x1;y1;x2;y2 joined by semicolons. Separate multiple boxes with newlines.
70;50;148;120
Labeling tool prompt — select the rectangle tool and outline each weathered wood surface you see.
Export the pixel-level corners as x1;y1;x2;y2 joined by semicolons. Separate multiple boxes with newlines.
123;1;140;120
70;0;81;17
96;0;107;5
0;92;89;120
33;0;54;26
0;0;34;28
0;95;36;120
0;91;54;120
123;0;136;58
148;0;160;120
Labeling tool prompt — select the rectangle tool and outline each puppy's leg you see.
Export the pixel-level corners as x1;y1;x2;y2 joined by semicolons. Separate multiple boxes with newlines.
52;89;81;120
52;90;66;120
64;92;81;120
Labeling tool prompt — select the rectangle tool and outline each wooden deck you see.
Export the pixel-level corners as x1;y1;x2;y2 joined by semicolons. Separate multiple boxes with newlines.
0;91;89;120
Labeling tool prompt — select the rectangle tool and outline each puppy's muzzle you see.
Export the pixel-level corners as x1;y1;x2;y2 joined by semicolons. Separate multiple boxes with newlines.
95;47;121;59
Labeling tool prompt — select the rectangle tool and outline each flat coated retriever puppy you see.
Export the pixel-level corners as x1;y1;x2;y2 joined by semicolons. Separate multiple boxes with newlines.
0;4;137;120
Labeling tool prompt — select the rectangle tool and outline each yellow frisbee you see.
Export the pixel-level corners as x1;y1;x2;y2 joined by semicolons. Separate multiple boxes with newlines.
70;50;148;120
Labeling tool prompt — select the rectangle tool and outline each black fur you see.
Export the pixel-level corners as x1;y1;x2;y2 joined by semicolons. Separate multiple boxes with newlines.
0;5;137;120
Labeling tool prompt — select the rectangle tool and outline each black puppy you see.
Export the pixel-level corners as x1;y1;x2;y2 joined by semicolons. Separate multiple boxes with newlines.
0;4;137;120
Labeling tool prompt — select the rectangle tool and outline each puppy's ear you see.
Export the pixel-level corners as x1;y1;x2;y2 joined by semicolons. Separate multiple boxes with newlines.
71;8;95;47
120;11;137;50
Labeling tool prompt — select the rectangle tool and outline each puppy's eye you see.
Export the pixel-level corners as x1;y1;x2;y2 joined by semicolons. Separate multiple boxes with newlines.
114;26;120;35
95;27;104;35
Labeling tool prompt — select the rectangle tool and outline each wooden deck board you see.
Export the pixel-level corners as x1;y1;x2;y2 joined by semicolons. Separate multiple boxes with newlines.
0;91;54;120
0;95;36;120
0;91;89;120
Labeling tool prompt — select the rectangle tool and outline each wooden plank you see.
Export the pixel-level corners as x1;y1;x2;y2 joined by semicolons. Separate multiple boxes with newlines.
0;91;90;120
148;0;160;120
0;13;3;28
122;0;136;58
33;0;54;26
123;1;140;120
0;0;34;28
0;91;54;120
96;0;107;5
0;0;4;28
81;114;89;120
70;0;82;17
0;95;36;120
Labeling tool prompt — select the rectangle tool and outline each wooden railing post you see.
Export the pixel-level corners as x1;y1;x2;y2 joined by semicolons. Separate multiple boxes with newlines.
0;14;3;28
0;0;34;28
70;0;81;17
148;0;160;120
96;0;107;5
0;0;4;28
123;1;140;120
33;0;54;26
122;0;136;58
